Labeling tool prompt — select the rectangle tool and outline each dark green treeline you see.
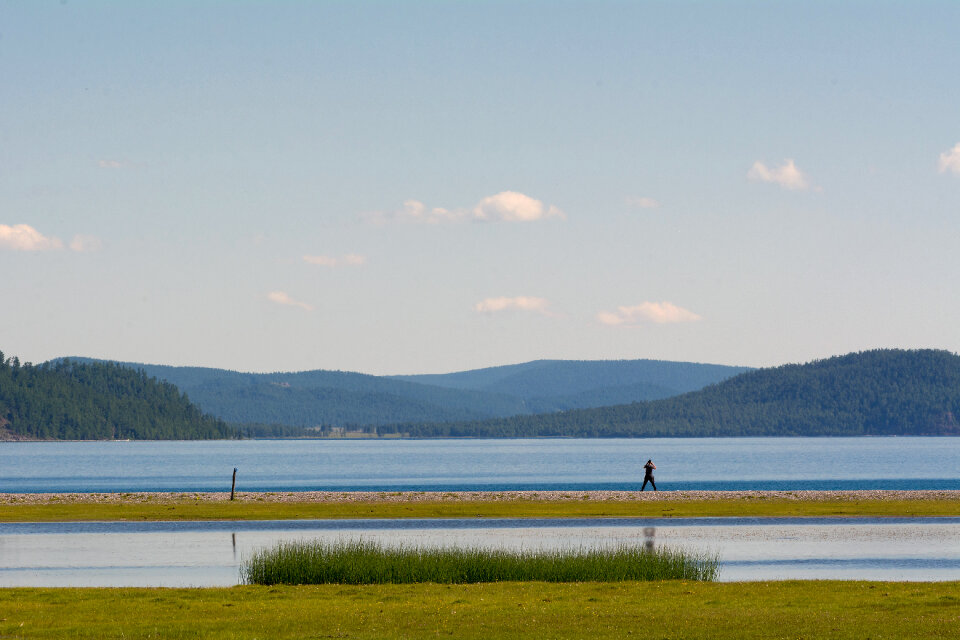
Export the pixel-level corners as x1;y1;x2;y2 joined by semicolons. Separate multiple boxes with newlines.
0;352;235;440
377;350;960;437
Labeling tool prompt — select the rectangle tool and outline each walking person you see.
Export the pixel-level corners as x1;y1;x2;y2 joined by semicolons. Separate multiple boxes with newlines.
641;459;657;492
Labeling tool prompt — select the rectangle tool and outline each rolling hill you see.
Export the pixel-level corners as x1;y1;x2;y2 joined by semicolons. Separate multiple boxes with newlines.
0;355;233;440
60;358;750;428
380;349;960;437
394;359;752;413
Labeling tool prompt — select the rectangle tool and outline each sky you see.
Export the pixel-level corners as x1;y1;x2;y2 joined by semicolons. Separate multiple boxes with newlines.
2;1;959;375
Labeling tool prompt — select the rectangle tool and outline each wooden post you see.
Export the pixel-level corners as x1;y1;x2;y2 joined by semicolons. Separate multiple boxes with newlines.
230;467;237;501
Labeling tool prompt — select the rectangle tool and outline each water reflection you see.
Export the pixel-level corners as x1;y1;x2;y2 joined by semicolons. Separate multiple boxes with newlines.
643;526;655;551
1;517;958;587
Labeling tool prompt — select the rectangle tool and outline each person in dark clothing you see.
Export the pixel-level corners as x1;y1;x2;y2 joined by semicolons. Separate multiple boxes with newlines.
641;459;657;491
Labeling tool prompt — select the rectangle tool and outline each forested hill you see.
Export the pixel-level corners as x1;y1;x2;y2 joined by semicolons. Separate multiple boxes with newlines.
381;350;960;437
0;353;234;440
60;357;749;428
392;359;752;413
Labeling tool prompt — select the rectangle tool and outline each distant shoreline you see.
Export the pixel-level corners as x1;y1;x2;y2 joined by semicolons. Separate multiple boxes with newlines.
3;489;959;505
4;434;960;442
4;489;957;521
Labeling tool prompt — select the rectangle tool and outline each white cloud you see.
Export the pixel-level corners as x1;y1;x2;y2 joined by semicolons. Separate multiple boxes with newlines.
365;192;564;224
626;196;660;209
69;235;102;252
98;160;124;169
267;291;313;311
747;159;811;191
0;224;64;251
303;255;338;267
596;311;628;326
303;254;367;267
472;191;565;222
938;143;960;175
364;199;463;225
597;301;702;326
474;296;551;315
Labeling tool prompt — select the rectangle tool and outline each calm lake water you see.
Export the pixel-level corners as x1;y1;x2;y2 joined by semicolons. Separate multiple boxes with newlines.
2;517;958;586
1;437;958;493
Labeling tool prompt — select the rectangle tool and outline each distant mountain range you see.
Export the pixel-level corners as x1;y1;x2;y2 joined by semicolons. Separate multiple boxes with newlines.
7;349;960;440
381;349;960;438
59;357;751;429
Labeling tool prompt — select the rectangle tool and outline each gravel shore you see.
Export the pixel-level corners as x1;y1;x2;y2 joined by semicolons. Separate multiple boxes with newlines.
1;490;957;505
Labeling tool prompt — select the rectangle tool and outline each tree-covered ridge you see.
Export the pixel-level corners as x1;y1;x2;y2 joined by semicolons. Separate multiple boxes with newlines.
0;352;235;440
381;350;960;437
62;357;749;428
393;359;751;400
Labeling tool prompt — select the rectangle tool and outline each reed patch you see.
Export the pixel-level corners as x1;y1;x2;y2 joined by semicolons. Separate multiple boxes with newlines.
241;539;719;585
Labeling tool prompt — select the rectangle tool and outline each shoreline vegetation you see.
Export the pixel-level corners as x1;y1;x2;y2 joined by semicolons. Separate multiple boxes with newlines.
1;490;958;521
241;540;720;585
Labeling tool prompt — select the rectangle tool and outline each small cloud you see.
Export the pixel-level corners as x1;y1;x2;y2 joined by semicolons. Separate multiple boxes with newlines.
597;301;702;326
69;235;102;252
472;191;565;222
98;160;124;169
626;196;660;209
0;224;64;251
267;291;313;311
397;199;462;224
747;159;811;191
596;311;627;326
364;192;564;224
303;255;337;267
474;296;551;315
938;143;960;175
303;254;367;267
364;199;463;225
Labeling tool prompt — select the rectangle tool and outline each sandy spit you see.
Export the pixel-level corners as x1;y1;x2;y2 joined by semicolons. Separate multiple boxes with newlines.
1;490;958;506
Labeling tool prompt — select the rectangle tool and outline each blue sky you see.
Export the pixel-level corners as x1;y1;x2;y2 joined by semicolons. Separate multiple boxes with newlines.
2;1;959;374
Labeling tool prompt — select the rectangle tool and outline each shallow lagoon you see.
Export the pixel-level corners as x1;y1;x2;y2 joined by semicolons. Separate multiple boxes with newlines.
2;517;958;586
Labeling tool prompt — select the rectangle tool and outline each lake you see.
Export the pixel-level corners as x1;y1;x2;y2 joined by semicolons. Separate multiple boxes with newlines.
2;517;958;586
1;437;958;493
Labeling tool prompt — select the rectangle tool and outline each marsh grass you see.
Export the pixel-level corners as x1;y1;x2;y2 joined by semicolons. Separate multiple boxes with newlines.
241;540;719;585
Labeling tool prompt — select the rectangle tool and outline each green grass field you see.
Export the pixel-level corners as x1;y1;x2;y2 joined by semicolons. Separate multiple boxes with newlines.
2;581;958;639
2;495;959;521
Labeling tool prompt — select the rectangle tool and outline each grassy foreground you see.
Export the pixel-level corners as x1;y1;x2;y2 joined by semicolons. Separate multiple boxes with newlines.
241;540;719;584
2;581;959;639
2;495;959;521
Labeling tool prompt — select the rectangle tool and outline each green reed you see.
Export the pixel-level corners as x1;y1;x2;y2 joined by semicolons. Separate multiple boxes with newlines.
241;540;719;585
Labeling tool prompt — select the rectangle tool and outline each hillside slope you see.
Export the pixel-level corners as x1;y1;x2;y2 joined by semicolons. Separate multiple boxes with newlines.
393;359;750;404
384;350;960;437
62;358;748;428
0;354;233;440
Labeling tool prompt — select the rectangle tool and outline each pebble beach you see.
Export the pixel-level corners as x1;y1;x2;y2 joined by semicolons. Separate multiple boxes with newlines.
2;489;957;505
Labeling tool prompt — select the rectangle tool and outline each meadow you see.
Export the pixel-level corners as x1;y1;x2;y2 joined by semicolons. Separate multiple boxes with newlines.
2;581;958;639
